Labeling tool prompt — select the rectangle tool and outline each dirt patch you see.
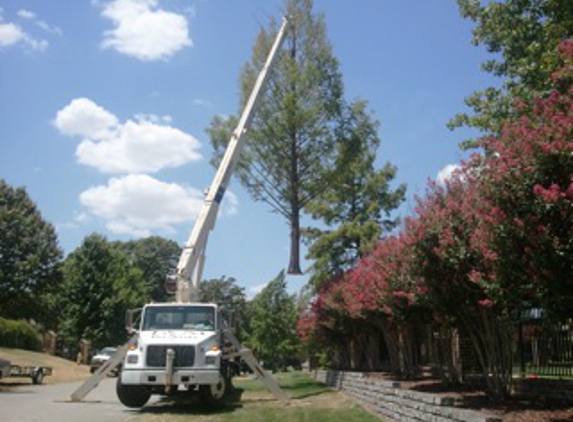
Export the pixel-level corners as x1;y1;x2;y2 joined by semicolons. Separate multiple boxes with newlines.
0;347;90;390
365;372;573;422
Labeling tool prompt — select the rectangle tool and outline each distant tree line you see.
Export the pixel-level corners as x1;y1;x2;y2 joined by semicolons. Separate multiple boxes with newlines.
0;179;305;367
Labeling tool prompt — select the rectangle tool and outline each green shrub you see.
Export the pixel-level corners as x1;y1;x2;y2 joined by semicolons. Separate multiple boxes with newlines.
0;317;41;350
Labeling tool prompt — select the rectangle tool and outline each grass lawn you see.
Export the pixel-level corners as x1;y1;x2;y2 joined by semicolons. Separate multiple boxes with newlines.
135;371;385;422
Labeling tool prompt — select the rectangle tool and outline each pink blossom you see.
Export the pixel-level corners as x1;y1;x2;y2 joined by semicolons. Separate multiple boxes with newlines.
478;299;493;308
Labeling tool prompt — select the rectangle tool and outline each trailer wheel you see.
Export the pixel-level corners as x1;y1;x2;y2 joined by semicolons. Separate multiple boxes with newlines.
116;377;151;408
199;372;228;408
32;368;44;385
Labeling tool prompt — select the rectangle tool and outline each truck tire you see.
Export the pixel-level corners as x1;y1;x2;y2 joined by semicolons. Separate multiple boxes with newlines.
116;377;151;408
199;372;228;408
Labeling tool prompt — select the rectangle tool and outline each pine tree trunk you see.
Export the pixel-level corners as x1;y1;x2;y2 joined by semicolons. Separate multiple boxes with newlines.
288;214;302;274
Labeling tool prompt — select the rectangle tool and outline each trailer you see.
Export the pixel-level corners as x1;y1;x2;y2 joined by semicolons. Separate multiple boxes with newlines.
0;358;52;385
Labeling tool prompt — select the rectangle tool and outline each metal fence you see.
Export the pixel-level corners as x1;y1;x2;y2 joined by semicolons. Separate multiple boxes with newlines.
515;320;573;378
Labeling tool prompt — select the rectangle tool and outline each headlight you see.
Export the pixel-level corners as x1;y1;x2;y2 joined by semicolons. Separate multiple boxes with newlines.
205;356;216;365
126;354;139;364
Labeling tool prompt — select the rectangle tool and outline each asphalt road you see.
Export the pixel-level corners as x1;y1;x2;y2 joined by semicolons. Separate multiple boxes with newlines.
0;378;157;422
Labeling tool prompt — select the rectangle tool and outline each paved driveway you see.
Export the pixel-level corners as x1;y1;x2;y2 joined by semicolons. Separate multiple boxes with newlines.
0;378;155;422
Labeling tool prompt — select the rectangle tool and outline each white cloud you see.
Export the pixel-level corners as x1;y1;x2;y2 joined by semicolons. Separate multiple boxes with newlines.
0;23;24;47
134;113;172;124
54;97;119;140
99;0;192;61
436;164;461;186
0;22;24;47
0;9;54;51
18;9;63;35
80;174;204;237
17;9;35;20
77;119;201;173
54;97;202;174
0;22;47;51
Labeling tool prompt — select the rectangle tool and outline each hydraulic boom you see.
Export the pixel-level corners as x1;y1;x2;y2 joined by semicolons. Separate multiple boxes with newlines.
171;16;289;303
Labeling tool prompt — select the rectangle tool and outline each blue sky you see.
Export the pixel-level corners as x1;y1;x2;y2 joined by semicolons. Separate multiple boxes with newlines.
0;0;498;297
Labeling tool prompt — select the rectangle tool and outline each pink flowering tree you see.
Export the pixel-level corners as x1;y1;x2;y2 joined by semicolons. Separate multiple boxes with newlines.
298;41;573;402
298;231;428;374
407;41;573;400
473;41;573;320
408;175;515;400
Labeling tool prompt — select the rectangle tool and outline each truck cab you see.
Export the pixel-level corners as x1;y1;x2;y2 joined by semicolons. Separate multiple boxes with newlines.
117;303;228;408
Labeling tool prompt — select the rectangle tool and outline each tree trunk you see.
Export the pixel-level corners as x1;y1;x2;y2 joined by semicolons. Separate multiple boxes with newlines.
378;318;402;374
288;210;302;274
460;309;513;403
287;122;302;274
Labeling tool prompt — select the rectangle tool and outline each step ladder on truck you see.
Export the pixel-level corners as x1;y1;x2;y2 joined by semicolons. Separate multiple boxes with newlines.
70;16;290;408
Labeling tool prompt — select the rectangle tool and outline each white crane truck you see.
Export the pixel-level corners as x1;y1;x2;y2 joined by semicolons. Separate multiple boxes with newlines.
70;17;289;408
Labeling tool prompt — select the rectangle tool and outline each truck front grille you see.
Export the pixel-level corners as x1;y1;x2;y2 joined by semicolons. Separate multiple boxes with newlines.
146;345;195;367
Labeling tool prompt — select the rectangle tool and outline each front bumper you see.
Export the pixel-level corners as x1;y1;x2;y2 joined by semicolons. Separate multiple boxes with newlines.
121;368;219;386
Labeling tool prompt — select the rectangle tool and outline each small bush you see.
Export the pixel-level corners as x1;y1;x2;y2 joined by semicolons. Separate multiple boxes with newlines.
0;317;41;350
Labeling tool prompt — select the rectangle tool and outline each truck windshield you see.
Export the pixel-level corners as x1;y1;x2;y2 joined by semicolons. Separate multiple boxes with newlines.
141;306;216;331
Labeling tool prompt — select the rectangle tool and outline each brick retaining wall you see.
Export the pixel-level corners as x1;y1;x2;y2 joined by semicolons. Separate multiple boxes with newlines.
315;370;501;422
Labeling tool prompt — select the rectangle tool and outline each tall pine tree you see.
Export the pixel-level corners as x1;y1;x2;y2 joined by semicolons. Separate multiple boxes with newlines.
208;0;344;274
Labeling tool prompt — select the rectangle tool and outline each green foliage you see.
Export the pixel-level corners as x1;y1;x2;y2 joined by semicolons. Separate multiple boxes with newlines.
451;0;573;145
207;0;345;274
199;276;248;340
304;100;406;288
58;234;148;350
114;236;180;302
0;179;63;326
247;271;300;371
0;317;41;351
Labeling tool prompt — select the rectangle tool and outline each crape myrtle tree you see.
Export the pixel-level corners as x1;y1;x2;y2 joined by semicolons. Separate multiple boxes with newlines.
0;179;63;326
409;177;515;401
471;41;573;321
300;43;573;402
59;234;148;351
451;0;573;145
420;43;573;399
298;231;427;374
207;0;344;274
304;100;406;289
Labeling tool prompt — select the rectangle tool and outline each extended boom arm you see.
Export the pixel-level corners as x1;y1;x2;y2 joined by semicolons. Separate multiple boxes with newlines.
171;17;289;303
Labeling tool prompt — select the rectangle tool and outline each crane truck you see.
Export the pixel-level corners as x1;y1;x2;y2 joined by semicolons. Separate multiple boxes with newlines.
70;17;290;408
